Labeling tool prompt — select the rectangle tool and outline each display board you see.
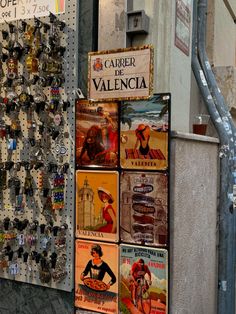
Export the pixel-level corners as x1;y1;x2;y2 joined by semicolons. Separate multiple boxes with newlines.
0;0;78;291
75;92;170;312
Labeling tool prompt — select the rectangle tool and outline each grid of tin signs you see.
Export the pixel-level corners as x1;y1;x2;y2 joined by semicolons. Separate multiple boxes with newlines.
0;15;72;288
75;93;170;313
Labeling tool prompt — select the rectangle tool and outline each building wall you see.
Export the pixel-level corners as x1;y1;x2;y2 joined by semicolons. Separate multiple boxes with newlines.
170;133;219;314
98;0;126;50
207;0;236;67
98;0;193;133
206;0;236;119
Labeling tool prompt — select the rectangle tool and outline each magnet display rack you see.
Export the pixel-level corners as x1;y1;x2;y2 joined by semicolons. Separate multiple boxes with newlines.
0;0;78;292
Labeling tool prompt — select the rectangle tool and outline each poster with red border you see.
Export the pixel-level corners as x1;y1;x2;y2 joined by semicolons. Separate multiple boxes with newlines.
75;240;119;314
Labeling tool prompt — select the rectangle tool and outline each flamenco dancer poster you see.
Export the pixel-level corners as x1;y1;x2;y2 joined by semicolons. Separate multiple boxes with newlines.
120;244;168;314
120;94;170;170
75;240;119;313
76;170;119;242
76;100;118;168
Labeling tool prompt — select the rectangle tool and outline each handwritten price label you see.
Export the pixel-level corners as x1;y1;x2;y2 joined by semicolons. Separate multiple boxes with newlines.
0;0;65;23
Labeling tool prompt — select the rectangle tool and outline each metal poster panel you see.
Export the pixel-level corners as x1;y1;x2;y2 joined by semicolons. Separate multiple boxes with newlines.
88;45;153;101
175;0;191;56
75;240;119;314
76;170;119;242
120;171;168;246
0;0;65;23
120;93;170;170
120;244;168;314
76;99;118;168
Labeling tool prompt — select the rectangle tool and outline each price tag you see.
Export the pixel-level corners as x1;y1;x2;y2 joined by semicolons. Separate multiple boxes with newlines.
0;0;66;23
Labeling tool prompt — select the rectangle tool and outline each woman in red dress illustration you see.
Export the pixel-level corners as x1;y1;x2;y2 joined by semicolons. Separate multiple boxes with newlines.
97;187;117;233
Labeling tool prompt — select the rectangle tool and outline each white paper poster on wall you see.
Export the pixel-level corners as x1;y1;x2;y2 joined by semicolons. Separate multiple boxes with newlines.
0;0;65;23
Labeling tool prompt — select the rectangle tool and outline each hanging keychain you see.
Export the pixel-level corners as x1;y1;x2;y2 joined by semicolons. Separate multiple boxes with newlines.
24;169;34;197
52;168;65;211
5;23;19;80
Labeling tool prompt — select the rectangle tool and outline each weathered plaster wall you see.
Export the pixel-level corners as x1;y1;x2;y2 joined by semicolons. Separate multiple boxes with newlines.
170;132;218;314
98;0;126;50
213;66;236;112
207;0;236;66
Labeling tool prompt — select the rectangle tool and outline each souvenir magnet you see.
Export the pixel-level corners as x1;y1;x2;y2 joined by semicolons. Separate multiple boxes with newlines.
7;138;17;150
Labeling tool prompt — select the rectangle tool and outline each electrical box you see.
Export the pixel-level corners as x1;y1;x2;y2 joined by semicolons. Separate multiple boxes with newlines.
126;10;149;34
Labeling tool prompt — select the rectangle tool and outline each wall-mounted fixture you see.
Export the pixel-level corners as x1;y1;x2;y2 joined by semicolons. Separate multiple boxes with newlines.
126;10;149;35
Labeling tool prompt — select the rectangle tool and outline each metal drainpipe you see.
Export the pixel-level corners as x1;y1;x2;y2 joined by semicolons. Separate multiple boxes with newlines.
192;2;234;313
197;0;236;155
196;1;236;313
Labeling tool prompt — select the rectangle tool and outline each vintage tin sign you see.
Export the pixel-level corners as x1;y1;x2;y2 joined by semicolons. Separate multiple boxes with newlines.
120;171;168;246
76;100;118;168
76;170;119;242
75;240;119;314
120;244;168;314
88;45;153;101
120;94;170;170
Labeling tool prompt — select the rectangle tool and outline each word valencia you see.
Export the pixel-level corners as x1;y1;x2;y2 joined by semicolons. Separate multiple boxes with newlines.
92;76;147;92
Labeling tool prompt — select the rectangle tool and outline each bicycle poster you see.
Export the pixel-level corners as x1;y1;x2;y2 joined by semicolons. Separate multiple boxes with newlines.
120;244;168;314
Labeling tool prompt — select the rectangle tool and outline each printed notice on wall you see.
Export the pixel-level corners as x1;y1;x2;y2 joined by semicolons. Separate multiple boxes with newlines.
0;0;65;23
88;45;153;101
175;0;191;56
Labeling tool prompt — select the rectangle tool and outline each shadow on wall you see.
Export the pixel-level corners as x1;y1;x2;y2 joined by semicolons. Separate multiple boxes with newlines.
0;279;74;314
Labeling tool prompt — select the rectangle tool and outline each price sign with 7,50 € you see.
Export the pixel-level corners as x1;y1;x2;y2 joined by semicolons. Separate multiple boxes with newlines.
0;0;65;23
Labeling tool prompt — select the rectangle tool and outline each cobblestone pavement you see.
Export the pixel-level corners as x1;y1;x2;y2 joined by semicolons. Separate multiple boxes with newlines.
0;279;74;314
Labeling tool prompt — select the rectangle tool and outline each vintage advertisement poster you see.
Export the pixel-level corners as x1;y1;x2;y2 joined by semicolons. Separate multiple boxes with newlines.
75;240;119;314
76;170;119;242
88;45;153;101
120;94;170;170
120;171;168;246
120;244;168;314
76;100;118;168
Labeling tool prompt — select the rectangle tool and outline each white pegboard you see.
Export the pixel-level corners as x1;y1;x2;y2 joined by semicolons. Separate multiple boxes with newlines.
0;0;78;292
